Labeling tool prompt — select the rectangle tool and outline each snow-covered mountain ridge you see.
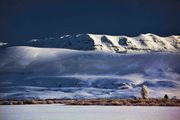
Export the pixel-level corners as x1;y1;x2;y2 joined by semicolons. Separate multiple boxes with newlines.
0;33;180;99
1;33;180;53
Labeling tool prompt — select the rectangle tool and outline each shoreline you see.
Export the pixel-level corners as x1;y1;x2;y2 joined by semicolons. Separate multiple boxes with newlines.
0;98;180;106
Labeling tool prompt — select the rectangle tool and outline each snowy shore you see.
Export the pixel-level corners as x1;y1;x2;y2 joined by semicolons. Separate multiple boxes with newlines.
0;104;180;120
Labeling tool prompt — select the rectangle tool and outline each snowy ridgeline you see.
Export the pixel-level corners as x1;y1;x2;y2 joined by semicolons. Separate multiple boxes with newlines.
0;46;180;99
1;33;180;53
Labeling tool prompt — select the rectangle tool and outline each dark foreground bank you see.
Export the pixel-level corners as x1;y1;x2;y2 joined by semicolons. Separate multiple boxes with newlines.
0;98;180;106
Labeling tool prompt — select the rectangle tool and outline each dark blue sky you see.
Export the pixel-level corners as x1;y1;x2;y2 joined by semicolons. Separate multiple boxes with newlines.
0;0;180;43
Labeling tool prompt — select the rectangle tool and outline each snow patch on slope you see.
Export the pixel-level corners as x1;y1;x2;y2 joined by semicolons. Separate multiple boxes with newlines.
0;41;8;46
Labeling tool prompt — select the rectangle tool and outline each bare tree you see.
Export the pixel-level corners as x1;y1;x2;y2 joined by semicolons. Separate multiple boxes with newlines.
141;85;148;99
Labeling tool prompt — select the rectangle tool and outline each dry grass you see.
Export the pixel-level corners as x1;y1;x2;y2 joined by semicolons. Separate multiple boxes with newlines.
0;98;180;106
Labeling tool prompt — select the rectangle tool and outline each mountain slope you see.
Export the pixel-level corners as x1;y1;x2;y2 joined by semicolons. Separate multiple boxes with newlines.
1;33;180;53
0;46;180;99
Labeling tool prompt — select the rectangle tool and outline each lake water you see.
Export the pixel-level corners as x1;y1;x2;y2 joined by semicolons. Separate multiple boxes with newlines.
0;105;180;120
